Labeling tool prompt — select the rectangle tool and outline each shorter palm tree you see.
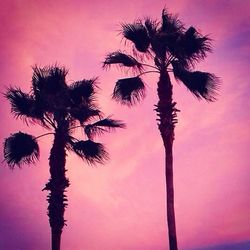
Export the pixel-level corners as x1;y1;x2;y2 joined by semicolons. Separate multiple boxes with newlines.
3;65;125;250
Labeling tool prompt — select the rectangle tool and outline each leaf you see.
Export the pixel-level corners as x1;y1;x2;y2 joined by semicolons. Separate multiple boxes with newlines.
32;65;68;95
144;18;158;38
160;9;184;34
3;132;39;168
122;21;150;52
172;61;220;101
84;117;126;139
69;78;97;106
70;104;101;124
5;87;45;124
178;26;212;64
31;65;70;112
150;9;184;58
103;51;143;72
112;76;146;106
72;140;108;164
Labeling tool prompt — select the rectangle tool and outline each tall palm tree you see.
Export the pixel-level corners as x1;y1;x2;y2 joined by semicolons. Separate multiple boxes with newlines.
103;9;219;250
3;65;125;250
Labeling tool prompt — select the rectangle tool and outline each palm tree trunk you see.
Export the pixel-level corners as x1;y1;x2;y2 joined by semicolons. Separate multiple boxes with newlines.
44;120;69;250
156;69;178;250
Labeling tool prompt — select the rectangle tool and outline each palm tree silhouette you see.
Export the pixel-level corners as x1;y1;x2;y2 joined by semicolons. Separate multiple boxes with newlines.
103;9;219;250
3;65;125;250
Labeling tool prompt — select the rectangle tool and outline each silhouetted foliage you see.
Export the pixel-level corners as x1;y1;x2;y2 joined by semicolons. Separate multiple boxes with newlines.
122;22;150;52
72;140;109;164
103;51;143;71
84;117;126;139
104;9;219;105
172;61;219;101
69;78;97;105
112;77;146;105
4;132;39;168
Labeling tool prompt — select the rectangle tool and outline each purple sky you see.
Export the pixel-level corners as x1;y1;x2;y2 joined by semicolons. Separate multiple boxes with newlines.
0;0;249;249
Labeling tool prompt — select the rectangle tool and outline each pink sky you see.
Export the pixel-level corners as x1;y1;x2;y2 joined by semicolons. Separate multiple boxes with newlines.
0;0;249;249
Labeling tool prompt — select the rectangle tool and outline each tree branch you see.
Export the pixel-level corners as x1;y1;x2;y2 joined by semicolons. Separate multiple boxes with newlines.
44;114;57;129
166;55;175;67
35;132;55;140
141;63;159;70
138;70;160;77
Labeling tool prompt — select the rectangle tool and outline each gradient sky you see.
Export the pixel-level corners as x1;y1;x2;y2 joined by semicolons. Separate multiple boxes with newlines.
0;1;249;250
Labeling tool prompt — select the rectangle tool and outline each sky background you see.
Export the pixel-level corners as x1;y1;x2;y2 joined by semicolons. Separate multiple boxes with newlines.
0;0;249;249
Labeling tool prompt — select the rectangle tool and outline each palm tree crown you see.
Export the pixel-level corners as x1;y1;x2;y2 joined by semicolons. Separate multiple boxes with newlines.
4;65;125;167
103;9;219;103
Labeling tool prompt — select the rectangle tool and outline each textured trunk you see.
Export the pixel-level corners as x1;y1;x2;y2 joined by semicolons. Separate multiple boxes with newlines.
51;230;61;250
156;69;178;250
44;120;69;250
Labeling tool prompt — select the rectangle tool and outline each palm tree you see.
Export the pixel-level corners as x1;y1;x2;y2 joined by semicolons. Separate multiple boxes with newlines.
3;65;125;250
103;9;219;250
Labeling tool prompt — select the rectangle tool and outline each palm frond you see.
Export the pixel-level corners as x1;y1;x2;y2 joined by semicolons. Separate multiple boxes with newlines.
3;132;39;168
31;65;70;112
72;140;108;165
32;65;68;96
151;9;184;58
103;51;143;72
152;9;185;58
171;59;190;71
69;78;97;106
144;18;158;38
122;21;150;52
160;8;184;34
178;26;212;63
65;135;76;151
172;61;219;101
70;104;101;124
5;87;45;124
84;117;126;139
112;76;146;106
